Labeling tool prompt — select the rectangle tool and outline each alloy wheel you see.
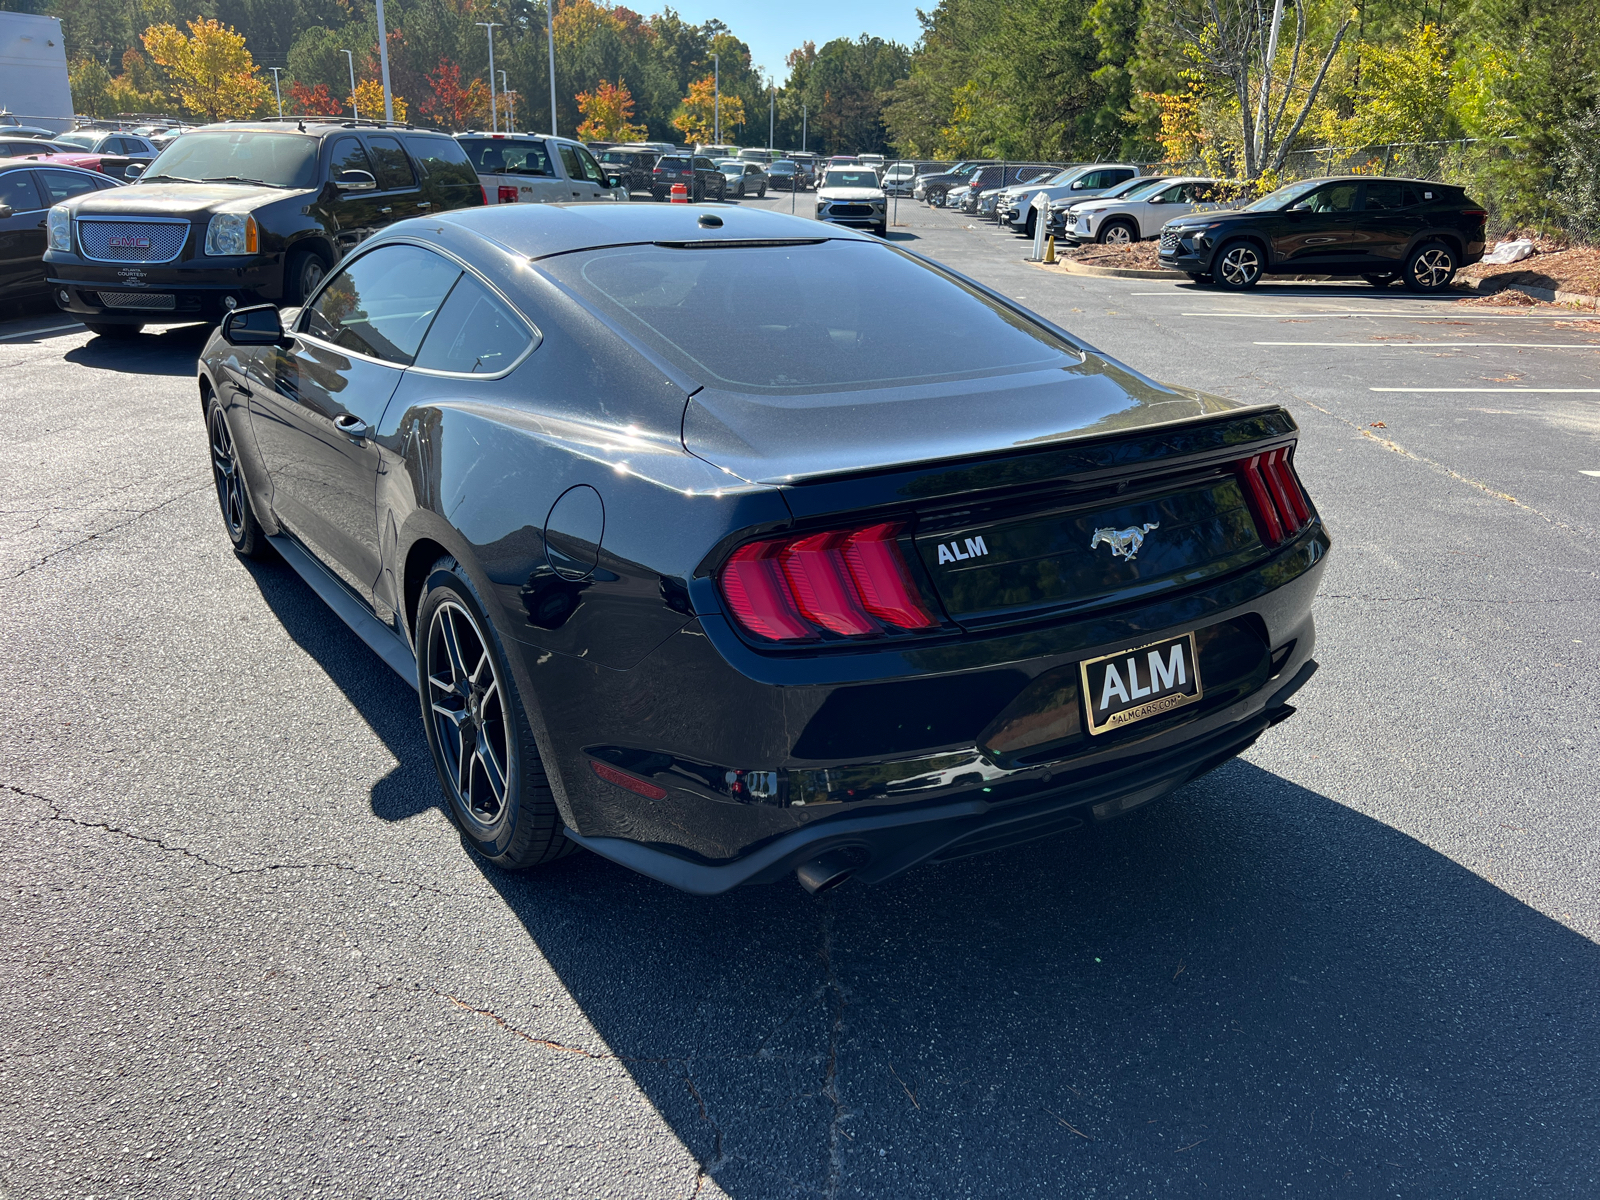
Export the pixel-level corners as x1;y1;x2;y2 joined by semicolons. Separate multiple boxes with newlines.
426;600;510;830
1412;248;1453;288
1218;245;1261;286
208;405;247;540
1103;223;1134;245
301;258;324;296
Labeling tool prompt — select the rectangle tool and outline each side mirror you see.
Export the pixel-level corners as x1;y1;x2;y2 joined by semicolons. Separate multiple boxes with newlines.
1147;195;1164;204
123;161;145;179
334;169;377;192
221;303;286;347
606;173;623;189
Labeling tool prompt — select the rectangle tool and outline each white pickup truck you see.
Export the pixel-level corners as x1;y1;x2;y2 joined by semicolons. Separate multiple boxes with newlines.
456;133;628;205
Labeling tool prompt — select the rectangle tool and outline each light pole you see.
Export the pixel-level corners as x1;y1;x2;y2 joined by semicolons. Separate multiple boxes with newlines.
375;0;395;123
801;103;807;153
769;84;774;151
268;67;283;118
500;71;513;131
712;53;719;146
547;0;557;136
476;21;500;132
342;49;357;120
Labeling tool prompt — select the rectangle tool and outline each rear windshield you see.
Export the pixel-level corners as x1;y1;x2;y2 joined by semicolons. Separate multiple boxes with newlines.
457;137;551;177
540;239;1080;394
658;156;689;168
142;130;319;188
55;132;98;150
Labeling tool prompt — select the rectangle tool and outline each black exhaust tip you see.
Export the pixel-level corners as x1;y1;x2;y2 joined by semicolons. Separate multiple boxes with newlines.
796;846;869;895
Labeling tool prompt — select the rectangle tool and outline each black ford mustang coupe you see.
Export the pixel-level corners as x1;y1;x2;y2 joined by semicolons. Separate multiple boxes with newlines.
199;203;1328;894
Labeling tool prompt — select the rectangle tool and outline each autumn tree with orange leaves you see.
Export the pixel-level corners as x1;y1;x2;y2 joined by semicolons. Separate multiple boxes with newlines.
576;80;646;142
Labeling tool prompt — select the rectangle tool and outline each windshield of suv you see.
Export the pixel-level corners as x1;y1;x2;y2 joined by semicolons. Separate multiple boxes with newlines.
142;131;319;188
1243;178;1323;212
542;240;1080;394
823;170;878;189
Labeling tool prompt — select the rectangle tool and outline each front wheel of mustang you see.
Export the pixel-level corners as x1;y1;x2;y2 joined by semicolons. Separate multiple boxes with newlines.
1213;240;1263;289
1404;242;1456;292
417;558;571;869
205;391;269;559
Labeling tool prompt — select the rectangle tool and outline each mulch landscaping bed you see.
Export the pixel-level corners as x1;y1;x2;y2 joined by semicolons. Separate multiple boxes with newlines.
1059;242;1167;270
1455;234;1600;300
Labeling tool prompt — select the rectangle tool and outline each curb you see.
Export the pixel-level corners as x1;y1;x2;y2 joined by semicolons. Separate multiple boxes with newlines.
1454;276;1600;310
1031;259;1182;280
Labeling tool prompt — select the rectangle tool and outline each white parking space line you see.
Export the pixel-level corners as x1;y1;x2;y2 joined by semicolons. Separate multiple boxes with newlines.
1256;341;1599;349
0;322;83;341
1582;470;1600;477
1370;387;1600;393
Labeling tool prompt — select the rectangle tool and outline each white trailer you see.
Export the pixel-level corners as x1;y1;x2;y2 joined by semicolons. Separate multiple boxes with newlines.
0;13;73;135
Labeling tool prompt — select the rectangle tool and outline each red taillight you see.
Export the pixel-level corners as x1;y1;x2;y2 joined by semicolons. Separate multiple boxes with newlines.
480;185;489;206
1462;208;1487;221
1237;447;1312;546
498;185;518;204
718;522;939;643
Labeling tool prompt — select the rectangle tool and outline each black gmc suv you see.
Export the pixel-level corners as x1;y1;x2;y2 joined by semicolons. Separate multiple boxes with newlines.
1158;175;1487;291
43;119;483;334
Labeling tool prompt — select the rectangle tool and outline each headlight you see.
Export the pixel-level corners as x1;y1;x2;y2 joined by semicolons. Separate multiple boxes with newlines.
205;213;258;256
47;206;72;251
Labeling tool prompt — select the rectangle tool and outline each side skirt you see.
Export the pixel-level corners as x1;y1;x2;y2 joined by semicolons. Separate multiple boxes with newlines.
266;534;418;692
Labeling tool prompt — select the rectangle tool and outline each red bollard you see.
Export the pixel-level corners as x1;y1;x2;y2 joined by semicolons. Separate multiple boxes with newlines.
670;183;688;203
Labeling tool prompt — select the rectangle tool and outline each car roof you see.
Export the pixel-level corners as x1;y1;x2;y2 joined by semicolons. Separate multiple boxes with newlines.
433;201;869;261
205;120;453;139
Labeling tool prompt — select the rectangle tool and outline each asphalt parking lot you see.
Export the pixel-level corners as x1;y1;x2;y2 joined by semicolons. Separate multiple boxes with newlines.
2;191;1598;1198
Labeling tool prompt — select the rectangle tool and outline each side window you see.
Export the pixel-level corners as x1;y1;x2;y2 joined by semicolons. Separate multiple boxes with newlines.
557;144;584;180
1155;184;1187;203
303;243;462;365
694;156;715;172
1106;169;1134;185
1310;183;1359;213
1363;181;1407;210
1070;172;1095;190
366;136;417;190
405;137;478;188
574;146;606;184
37;169;98;204
0;170;43;211
413;274;536;374
329;137;375;182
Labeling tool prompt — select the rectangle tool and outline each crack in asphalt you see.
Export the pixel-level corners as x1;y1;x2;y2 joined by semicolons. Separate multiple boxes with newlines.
9;783;446;895
9;482;209;578
1286;393;1598;540
818;897;850;1200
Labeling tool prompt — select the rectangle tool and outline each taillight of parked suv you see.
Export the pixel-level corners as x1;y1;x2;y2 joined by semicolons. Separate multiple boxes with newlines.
719;521;942;643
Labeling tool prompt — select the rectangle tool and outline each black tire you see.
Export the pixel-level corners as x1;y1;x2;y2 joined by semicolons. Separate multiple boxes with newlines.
1097;219;1138;246
1403;241;1456;293
81;320;142;337
284;247;328;306
759;184;766;197
1364;273;1395;288
204;390;269;559
874;222;887;238
1024;210;1037;238
1212;240;1264;289
417;556;572;869
736;180;745;197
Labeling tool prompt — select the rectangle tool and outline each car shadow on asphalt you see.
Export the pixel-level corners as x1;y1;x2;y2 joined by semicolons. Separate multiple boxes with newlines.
62;323;211;375
229;572;1600;1193
477;762;1600;1196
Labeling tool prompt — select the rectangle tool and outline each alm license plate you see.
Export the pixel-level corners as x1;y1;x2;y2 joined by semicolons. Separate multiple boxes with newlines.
1079;632;1203;735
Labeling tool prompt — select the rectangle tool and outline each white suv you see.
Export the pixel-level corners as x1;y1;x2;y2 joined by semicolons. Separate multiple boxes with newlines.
995;164;1139;236
1067;177;1232;244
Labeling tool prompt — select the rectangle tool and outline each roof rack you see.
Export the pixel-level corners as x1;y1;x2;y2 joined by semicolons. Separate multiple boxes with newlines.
236;115;443;133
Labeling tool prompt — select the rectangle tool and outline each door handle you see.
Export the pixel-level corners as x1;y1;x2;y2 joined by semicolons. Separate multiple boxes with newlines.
334;413;369;440
378;206;392;214
572;191;582;197
416;201;431;209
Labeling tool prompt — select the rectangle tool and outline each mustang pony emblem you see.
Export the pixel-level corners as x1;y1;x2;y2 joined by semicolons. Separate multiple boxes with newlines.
1089;522;1159;561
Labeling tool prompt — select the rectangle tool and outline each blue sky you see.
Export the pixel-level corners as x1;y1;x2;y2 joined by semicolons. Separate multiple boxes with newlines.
659;1;926;82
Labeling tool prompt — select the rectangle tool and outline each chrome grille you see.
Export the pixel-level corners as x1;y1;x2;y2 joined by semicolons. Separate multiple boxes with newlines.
1159;230;1181;254
97;290;177;310
77;219;189;264
829;203;873;217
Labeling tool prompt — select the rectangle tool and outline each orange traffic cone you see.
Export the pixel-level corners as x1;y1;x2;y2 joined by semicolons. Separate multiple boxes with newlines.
670;183;688;204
